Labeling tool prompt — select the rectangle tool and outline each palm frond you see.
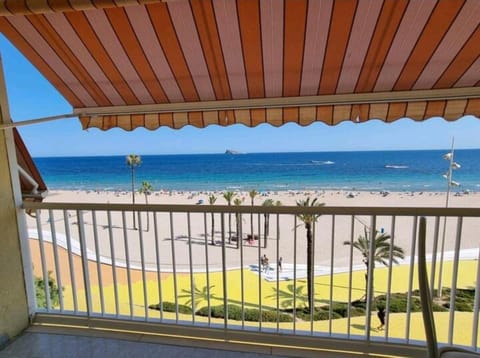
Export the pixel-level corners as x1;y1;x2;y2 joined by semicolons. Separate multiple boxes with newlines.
295;197;325;224
344;229;405;267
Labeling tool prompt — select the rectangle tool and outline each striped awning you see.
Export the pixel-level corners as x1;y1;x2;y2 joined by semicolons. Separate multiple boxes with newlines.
1;0;479;131
14;128;47;201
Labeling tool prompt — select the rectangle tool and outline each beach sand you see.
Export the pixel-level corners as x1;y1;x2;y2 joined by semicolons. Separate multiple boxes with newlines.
28;189;480;271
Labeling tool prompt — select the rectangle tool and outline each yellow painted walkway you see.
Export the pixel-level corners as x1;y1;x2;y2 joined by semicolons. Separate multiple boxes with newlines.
57;260;480;348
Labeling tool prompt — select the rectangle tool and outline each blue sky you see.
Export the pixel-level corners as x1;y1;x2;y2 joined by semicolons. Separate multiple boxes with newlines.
1;35;479;158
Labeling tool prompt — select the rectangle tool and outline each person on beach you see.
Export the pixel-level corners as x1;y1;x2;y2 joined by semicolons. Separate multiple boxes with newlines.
377;306;386;330
262;254;269;273
278;257;283;272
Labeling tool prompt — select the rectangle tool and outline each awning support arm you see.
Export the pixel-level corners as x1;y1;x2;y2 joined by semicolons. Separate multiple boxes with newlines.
17;165;38;194
0;113;78;130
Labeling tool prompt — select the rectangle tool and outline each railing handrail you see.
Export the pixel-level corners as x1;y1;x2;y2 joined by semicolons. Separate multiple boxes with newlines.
23;201;480;217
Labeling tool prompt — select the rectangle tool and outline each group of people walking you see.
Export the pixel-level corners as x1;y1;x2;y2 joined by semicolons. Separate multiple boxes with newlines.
260;254;282;274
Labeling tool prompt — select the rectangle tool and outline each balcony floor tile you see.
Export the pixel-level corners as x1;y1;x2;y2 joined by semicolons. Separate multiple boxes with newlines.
0;332;290;358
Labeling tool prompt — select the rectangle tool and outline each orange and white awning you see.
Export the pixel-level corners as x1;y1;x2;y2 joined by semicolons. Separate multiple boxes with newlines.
0;0;479;130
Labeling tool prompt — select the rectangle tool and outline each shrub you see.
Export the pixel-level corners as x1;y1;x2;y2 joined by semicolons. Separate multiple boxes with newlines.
456;289;475;299
313;309;342;321
197;305;293;322
295;307;341;321
443;301;473;312
350;307;366;317
455;302;473;311
432;303;449;312
35;271;62;309
375;294;422;313
331;303;348;317
148;301;192;314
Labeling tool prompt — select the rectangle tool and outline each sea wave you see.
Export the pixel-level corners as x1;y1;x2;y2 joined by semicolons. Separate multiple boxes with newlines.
311;160;335;165
385;164;408;169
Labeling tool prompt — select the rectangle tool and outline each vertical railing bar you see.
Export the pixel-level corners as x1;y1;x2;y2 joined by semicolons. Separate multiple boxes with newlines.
430;216;440;298
438;216;448;297
48;209;64;312
329;215;335;336
63;210;77;313
310;220;316;336
107;210;119;317
276;213;280;333
91;211;105;316
385;216;396;340
203;212;211;326
77;210;92;316
36;210;51;311
405;216;418;343
137;211;148;320
240;212;245;329
365;215;377;341
258;212;262;331
121;211;133;318
293;215;297;334
153;212;163;321
250;207;254;254
448;216;463;345
169;212;179;323
347;215;355;338
471;233;480;350
221;213;228;329
187;212;195;324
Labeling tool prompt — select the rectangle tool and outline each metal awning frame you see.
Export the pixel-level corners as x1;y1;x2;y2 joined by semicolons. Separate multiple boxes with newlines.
1;86;480;130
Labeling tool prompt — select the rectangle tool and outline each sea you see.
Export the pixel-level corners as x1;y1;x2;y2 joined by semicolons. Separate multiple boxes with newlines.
33;149;480;193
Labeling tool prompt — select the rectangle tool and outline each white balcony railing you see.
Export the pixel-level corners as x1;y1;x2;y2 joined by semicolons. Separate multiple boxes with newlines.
22;201;480;355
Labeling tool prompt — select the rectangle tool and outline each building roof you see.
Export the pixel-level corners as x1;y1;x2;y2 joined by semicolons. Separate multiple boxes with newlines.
0;0;479;130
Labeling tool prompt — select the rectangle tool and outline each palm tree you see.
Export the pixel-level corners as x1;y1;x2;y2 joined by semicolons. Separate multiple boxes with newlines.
343;228;405;301
138;181;153;231
234;197;243;248
249;190;258;206
223;191;235;244
296;197;324;313
249;190;258;246
261;199;274;248
126;154;142;229
208;194;217;245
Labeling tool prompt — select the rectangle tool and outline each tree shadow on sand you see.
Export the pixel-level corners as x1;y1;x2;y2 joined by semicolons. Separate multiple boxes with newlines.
267;284;330;309
178;284;277;311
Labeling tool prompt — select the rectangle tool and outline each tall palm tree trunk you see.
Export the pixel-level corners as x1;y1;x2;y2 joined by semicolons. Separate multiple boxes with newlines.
263;213;269;248
131;167;136;229
228;212;232;244
144;193;150;231
211;213;215;245
306;222;313;313
365;262;375;307
236;212;241;249
363;262;369;301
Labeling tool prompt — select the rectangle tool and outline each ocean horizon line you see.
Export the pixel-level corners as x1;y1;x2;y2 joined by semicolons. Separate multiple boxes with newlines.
32;147;480;160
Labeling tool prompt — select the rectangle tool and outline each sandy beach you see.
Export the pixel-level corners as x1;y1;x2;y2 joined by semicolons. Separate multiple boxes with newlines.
28;189;480;272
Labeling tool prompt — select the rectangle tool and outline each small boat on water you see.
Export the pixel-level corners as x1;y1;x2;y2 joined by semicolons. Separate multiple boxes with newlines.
385;164;408;169
311;160;335;165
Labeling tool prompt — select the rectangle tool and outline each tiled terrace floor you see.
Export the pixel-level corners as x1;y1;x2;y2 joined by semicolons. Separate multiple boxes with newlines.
0;331;292;358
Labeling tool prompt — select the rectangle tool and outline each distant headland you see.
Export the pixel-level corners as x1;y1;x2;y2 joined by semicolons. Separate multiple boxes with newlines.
225;149;243;155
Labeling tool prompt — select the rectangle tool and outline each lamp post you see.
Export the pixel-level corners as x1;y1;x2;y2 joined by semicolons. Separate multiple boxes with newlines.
437;138;460;297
